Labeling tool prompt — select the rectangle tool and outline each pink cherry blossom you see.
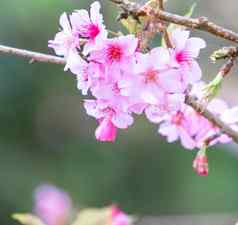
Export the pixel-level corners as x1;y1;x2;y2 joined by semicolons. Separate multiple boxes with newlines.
111;206;131;225
33;184;72;225
48;13;79;59
84;100;134;142
132;47;184;105
145;93;185;123
158;104;198;149
70;1;107;55
170;29;206;84
89;35;138;72
66;53;105;95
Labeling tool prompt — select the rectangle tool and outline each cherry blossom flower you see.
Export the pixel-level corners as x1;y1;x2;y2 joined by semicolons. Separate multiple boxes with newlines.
158;104;198;149
111;206;131;225
70;1;107;55
89;35;138;72
48;13;79;59
170;29;206;85
132;47;184;105
33;184;72;225
84;100;134;142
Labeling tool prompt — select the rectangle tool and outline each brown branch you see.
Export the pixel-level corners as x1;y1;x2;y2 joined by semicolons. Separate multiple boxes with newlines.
219;57;235;78
158;0;164;10
0;45;65;65
109;0;238;44
185;95;238;143
155;11;238;44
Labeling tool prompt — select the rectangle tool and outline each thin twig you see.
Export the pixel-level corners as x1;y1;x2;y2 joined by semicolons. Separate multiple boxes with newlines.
157;0;173;48
0;45;65;65
219;57;235;78
109;0;238;44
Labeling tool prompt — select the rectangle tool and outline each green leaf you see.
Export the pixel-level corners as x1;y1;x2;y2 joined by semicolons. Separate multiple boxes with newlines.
71;207;111;225
184;3;197;18
161;2;197;47
12;214;46;225
120;16;141;34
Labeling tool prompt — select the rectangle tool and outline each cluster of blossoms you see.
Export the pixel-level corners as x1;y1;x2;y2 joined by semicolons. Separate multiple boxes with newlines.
49;2;238;175
33;184;132;225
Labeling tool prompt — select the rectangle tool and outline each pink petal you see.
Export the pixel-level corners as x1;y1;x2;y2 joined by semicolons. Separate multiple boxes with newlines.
159;123;179;142
84;100;99;118
119;35;138;56
221;107;238;124
178;127;196;150
208;98;228;115
185;37;206;58
150;47;170;69
66;52;87;75
159;69;184;93
171;29;190;51
90;1;103;25
59;13;71;34
187;60;202;83
145;105;164;123
70;10;91;29
112;113;134;129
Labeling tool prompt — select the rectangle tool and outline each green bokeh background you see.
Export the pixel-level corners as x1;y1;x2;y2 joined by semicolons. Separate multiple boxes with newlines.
0;0;238;224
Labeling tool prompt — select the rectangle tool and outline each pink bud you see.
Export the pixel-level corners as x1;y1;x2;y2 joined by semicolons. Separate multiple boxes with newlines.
33;184;72;225
193;150;209;176
110;205;130;225
95;118;117;142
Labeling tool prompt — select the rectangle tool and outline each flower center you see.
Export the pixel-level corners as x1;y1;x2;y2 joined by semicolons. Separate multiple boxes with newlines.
144;69;158;83
88;24;100;38
175;51;192;64
107;45;122;62
112;83;120;94
171;111;184;125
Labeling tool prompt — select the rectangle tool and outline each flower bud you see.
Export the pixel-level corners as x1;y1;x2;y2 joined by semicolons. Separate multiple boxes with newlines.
33;184;72;225
193;147;209;176
110;205;131;225
202;73;223;104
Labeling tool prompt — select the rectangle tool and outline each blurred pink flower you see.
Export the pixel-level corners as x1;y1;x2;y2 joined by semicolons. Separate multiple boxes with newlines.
111;205;131;225
33;184;72;225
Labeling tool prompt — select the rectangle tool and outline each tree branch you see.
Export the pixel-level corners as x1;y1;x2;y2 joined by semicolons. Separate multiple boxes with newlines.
154;11;238;44
0;45;65;65
185;95;238;143
109;0;238;44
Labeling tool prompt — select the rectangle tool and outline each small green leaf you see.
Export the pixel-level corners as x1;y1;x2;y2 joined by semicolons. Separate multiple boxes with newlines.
184;3;197;18
71;207;111;225
202;73;224;102
12;214;46;225
120;16;141;34
161;2;197;47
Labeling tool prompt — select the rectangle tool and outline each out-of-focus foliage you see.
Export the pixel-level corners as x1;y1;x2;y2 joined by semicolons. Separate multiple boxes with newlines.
1;1;238;225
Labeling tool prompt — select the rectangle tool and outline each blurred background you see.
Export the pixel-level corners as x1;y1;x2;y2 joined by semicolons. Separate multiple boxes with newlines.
0;0;238;224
